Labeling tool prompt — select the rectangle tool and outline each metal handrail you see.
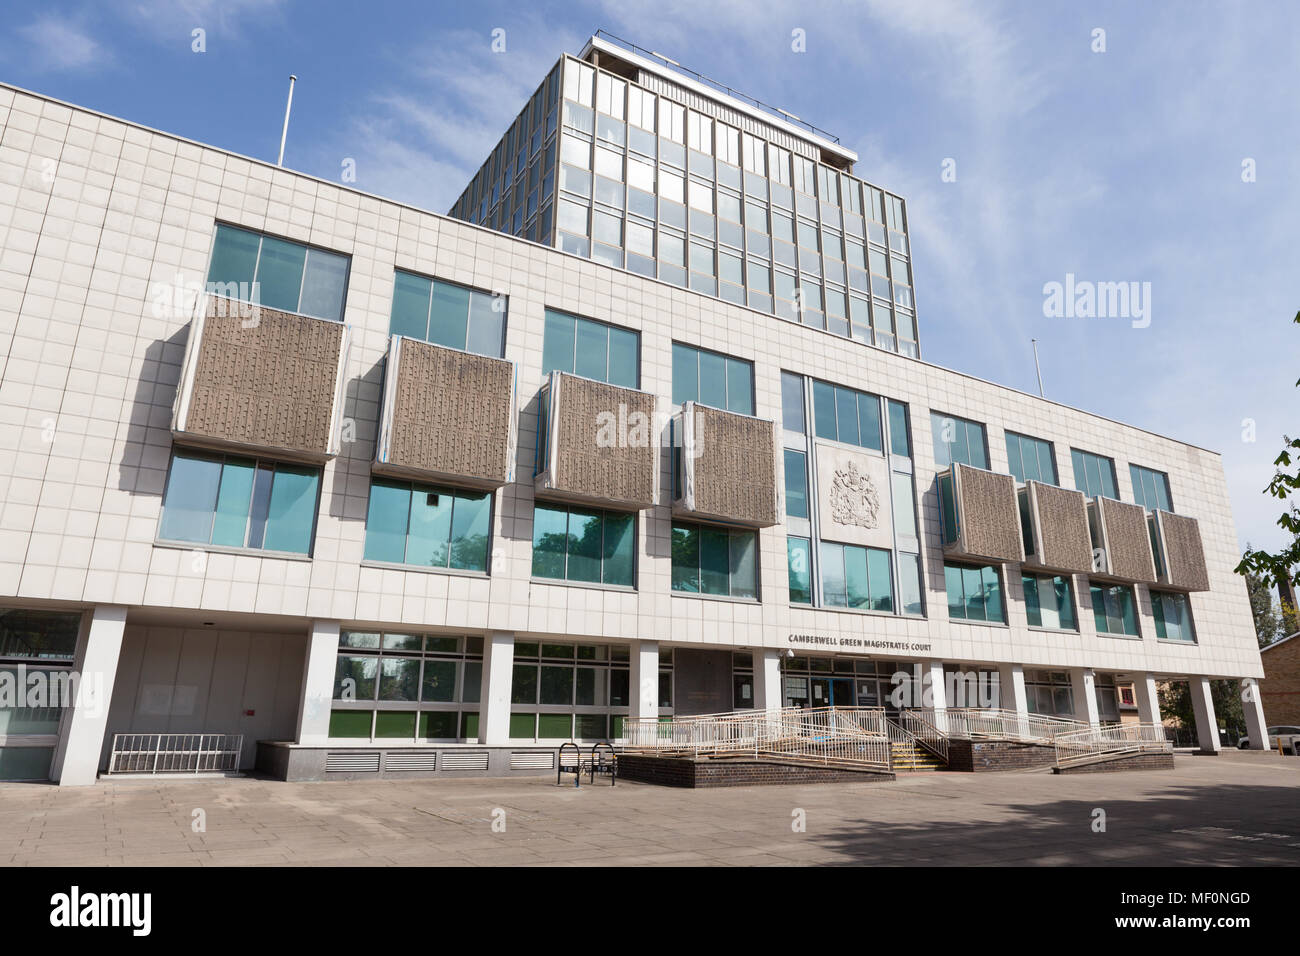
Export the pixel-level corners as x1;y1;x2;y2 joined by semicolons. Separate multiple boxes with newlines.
944;707;1088;743
622;706;890;772
896;710;950;763
1053;722;1172;769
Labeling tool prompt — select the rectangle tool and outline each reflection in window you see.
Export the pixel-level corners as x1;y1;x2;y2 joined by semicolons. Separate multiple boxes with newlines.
363;479;491;572
389;271;506;358
532;504;635;587
207;223;349;321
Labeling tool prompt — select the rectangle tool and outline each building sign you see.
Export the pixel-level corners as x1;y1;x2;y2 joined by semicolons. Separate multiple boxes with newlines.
787;633;933;654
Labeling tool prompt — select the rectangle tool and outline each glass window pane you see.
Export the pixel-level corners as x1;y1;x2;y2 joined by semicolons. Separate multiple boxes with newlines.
254;236;306;313
541;310;576;376
698;350;727;409
334;656;377;701
784;450;808;519
981;565;1002;622
537;713;571;739
511;664;538;704
945;565;965;618
329;709;372;737
159;453;222;544
1056;577;1075;630
888;401;910;457
671;524;700;592
700;528;730;595
601;512;634;586
782;373;806;433
210;458;255;548
1039;443;1057;485
378;658;420;701
844;546;870;609
509;712;536;738
726;359;754;415
835;388;860;446
962;566;986;621
364;479;411;563
787;537;812;604
540;665;573;705
466;291;505;358
245;463;274;548
672;344;698;405
821;543;847;607
532;504;570;579
573;319;608;382
261;465;319;553
898;554;922;615
299;248;349;321
729;532;757;599
449;491;491;571
566;509;603;583
405;487;453;567
428;281;470;351
421;660;457;703
1023;575;1042;627
867;548;894;612
813;381;837;440
207;224;259;290
607;327;639;388
891;472;916;538
857;393;882;451
390;271;431;339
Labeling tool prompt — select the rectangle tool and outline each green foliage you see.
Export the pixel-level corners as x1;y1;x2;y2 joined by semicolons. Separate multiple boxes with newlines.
1235;311;1300;589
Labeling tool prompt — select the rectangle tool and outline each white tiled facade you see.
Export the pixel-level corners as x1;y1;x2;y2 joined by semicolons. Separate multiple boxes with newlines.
0;82;1266;782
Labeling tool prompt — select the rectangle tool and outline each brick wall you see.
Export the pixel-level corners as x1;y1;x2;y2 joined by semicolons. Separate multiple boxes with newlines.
1260;637;1300;725
1054;751;1175;773
617;754;894;787
945;739;1057;772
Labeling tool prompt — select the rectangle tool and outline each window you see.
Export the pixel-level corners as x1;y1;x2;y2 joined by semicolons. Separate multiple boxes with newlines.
1130;464;1172;512
887;400;911;458
931;413;988;469
1151;591;1195;642
813;380;883;451
1022;573;1077;630
672;524;758;599
330;632;483;741
389;271;505;358
784;450;808;519
671;343;754;414
944;563;1005;623
787;536;812;604
508;641;633;741
1025;670;1075;718
1006;432;1057;485
363;479;491;572
1072;449;1119;499
158;450;320;555
821;543;893;612
207;223;349;322
897;553;923;616
532;504;634;587
1090;582;1139;635
541;308;639;388
781;372;806;433
0;608;82;780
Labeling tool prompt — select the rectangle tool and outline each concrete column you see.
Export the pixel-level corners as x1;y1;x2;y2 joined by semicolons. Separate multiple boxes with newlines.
629;640;660;720
926;660;948;732
1070;667;1100;727
1134;674;1162;726
1189;676;1221;752
478;632;515;746
52;605;127;786
753;649;783;712
996;662;1029;736
295;620;341;745
1241;678;1268;750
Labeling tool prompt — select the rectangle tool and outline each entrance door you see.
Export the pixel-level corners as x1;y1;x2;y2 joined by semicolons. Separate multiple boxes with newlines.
827;677;856;707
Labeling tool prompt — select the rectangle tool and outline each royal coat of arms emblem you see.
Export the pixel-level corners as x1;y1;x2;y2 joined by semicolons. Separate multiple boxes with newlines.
829;460;881;529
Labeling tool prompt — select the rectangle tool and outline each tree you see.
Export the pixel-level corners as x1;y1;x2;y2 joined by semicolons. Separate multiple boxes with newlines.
1246;569;1285;647
1159;679;1245;740
1235;311;1300;590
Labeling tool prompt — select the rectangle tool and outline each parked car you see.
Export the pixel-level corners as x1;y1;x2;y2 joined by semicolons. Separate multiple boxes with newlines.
1237;726;1300;752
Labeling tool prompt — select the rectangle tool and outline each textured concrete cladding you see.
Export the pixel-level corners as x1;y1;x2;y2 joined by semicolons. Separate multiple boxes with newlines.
1028;481;1093;574
686;405;778;527
546;373;656;508
385;338;513;487
952;465;1023;563
180;297;342;459
1098;497;1158;584
1156;510;1210;592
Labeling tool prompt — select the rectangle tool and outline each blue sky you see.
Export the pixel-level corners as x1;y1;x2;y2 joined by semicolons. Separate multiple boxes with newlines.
3;0;1298;556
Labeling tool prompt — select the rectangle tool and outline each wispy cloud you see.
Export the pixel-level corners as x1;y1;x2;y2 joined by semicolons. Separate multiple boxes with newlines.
17;14;110;72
